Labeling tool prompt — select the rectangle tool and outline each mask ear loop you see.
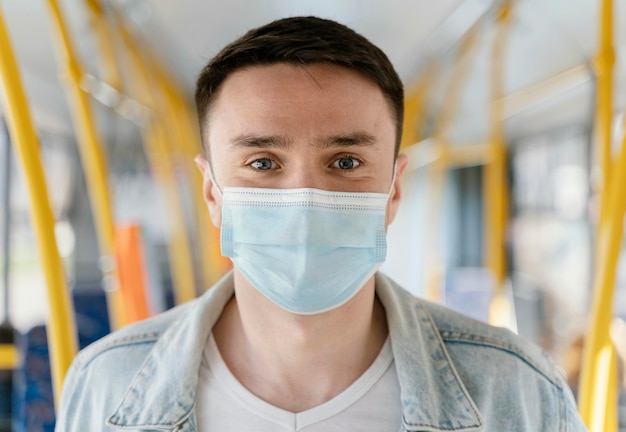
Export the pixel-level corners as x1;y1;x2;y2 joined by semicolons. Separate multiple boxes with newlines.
387;161;398;196
205;160;223;199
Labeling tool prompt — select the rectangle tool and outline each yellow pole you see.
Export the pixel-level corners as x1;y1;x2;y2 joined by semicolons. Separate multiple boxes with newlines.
44;0;124;330
111;12;197;304
84;0;122;91
0;5;77;404
401;63;436;150
485;2;513;326
594;0;615;229
423;25;480;302
177;92;232;284
578;122;625;432
579;0;626;432
577;0;619;429
152;67;230;289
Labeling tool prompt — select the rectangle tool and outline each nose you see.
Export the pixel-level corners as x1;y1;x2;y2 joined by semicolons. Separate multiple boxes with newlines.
278;160;326;190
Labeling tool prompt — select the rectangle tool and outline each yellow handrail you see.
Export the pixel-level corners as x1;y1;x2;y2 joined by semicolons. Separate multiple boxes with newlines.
485;2;513;326
594;0;615;229
44;0;124;330
423;24;480;302
152;66;230;289
401;63;436;150
85;0;122;92
109;9;197;304
0;344;18;370
578;117;625;432
577;0;620;429
0;4;77;404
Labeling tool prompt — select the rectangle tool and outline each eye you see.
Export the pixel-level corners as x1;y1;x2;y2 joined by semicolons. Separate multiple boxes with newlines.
332;156;360;170
250;158;278;171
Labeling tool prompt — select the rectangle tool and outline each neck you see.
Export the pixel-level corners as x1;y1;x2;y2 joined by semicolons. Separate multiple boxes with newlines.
213;269;388;412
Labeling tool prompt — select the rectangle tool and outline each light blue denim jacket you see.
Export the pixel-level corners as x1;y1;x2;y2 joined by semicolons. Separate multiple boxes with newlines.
56;272;587;431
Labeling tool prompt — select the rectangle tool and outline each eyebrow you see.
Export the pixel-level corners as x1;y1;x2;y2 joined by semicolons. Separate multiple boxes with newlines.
316;131;377;150
229;131;377;150
230;134;292;149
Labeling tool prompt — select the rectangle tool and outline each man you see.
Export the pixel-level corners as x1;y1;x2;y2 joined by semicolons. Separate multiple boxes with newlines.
56;16;587;431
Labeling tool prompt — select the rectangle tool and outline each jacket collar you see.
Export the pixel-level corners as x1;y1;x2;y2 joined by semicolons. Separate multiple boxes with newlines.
107;273;235;431
108;272;483;431
375;274;484;431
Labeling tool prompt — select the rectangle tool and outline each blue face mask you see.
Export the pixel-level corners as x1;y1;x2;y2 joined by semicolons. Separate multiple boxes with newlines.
217;184;391;315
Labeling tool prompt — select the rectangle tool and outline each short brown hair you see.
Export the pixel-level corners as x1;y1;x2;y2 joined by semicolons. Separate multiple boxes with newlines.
194;16;404;156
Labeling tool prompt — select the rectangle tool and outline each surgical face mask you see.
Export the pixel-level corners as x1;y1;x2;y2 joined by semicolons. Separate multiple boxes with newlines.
208;167;395;315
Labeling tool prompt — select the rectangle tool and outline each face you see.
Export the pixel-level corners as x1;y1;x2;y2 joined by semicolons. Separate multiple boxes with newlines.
196;63;408;227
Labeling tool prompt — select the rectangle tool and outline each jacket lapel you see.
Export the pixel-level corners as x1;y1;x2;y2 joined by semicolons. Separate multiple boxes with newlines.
107;274;236;430
376;274;484;432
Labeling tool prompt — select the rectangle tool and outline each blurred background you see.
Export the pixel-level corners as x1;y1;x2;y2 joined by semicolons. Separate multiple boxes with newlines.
0;0;625;430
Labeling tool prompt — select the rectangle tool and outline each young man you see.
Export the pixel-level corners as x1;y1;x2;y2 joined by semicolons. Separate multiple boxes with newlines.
56;17;587;431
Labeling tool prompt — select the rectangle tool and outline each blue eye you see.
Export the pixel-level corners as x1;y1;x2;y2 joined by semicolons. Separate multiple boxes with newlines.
250;158;277;170
333;157;360;170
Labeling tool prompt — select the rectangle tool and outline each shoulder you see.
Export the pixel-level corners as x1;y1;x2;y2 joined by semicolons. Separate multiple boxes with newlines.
422;301;584;429
420;299;564;385
70;299;196;371
379;273;561;384
378;273;586;430
55;299;202;431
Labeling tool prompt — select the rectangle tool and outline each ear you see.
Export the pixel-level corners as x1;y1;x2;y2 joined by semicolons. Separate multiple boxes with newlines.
386;153;409;225
194;154;222;228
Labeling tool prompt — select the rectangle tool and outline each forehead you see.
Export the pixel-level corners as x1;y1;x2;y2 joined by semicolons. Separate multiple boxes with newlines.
205;63;395;143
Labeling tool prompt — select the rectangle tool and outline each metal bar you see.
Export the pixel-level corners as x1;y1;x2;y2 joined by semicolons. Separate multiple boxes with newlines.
84;0;122;91
578;120;625;432
0;121;17;423
84;0;154;324
44;0;124;330
577;0;620;429
401;63;436;150
594;0;615;229
82;0;152;126
432;26;480;141
149;65;211;292
496;64;591;119
80;73;149;125
0;4;77;404
1;121;10;326
423;24;481;302
178;92;232;285
406;140;492;169
0;344;17;369
484;1;514;326
151;66;231;290
446;142;492;167
110;10;197;304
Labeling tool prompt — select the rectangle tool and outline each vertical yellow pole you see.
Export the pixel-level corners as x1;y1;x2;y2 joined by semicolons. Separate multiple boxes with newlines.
594;0;615;228
178;93;232;284
84;0;122;91
485;2;513;326
152;70;230;289
44;0;124;330
424;26;480;302
111;13;197;304
0;5;77;404
401;63;436;150
577;0;620;429
579;123;625;432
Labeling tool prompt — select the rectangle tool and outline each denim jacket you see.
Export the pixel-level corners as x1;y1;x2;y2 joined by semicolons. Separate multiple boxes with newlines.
56;272;587;431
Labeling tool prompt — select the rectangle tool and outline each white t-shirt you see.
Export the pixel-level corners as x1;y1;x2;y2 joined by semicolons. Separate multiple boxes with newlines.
195;333;402;431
